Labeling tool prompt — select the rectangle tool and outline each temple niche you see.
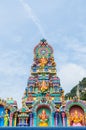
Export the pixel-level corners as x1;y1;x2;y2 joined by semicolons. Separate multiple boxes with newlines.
0;39;86;127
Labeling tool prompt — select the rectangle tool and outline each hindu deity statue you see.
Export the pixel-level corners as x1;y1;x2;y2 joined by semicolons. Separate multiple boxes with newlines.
38;109;49;127
4;109;9;126
41;80;48;93
39;57;47;68
70;110;84;126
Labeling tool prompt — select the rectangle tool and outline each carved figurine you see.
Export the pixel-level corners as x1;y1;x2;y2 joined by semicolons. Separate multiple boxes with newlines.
39;109;48;126
70;110;84;126
41;80;48;93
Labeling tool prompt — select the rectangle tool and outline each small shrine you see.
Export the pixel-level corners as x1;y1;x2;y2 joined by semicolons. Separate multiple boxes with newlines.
0;39;86;127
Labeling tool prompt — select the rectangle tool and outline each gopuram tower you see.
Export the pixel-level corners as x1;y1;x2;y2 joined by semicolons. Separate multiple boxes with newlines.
21;39;65;127
0;39;86;127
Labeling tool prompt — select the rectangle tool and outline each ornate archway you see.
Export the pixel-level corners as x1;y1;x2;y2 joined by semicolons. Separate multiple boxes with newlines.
32;99;55;126
69;105;85;126
65;100;86;126
36;104;51;126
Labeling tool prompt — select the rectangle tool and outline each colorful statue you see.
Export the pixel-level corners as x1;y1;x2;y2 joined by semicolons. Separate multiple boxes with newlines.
70;110;84;126
39;57;47;68
4;109;9;126
38;109;48;127
41;80;48;93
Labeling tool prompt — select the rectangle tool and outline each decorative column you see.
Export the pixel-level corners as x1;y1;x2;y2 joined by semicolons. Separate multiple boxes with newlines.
9;113;13;126
51;112;55;127
33;112;37;126
62;112;66;126
18;117;21;125
85;112;86;126
66;112;70;126
26;117;28;125
14;113;18;126
30;113;33;126
56;112;60;126
55;112;58;126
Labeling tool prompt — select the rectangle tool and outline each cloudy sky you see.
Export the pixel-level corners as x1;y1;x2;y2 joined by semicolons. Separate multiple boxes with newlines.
0;0;86;108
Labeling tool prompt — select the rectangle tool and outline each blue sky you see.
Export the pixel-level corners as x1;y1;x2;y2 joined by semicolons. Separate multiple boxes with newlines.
0;0;86;108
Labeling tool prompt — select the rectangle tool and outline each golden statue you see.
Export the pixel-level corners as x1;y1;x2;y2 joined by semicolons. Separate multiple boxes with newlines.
38;109;48;127
41;80;48;92
70;110;84;126
39;57;47;68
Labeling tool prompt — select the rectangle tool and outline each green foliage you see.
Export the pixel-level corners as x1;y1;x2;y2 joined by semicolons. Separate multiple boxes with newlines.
65;77;86;100
80;92;86;100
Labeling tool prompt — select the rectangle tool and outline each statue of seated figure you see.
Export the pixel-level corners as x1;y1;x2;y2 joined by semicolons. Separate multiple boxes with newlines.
38;109;48;127
41;80;48;93
70;110;84;126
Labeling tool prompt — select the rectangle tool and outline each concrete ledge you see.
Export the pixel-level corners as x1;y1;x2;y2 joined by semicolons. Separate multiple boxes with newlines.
0;127;86;130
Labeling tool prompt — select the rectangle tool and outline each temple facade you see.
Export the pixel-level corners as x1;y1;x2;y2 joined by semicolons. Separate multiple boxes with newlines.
0;39;86;127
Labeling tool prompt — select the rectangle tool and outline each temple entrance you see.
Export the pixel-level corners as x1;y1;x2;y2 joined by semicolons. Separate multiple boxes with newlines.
36;105;51;127
69;105;85;126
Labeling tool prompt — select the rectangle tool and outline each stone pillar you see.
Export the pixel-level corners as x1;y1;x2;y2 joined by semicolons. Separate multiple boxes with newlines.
62;112;66;126
55;112;57;126
51;112;55;127
9;113;13;126
85;113;86;126
33;113;37;126
26;117;28;125
14;117;16;126
55;112;59;126
18;118;21;125
30;113;33;126
66;112;70;126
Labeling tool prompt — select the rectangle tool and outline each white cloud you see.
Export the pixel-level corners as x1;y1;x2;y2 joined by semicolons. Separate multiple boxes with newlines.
58;63;86;93
0;50;29;108
19;0;45;37
65;37;86;54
